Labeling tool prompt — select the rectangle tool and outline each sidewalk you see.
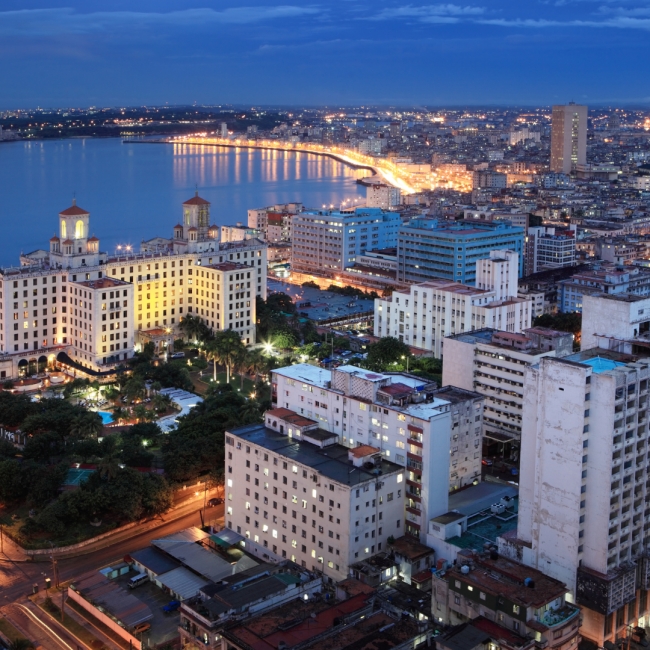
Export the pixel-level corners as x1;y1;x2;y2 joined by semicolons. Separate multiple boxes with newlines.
0;488;218;563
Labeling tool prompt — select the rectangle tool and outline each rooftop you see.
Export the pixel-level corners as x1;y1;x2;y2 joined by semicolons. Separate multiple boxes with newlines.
228;423;403;487
561;347;639;371
75;277;131;289
447;553;568;608
206;262;251;272
389;535;434;561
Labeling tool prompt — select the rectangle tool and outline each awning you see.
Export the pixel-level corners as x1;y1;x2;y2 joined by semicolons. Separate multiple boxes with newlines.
56;352;117;377
483;430;517;443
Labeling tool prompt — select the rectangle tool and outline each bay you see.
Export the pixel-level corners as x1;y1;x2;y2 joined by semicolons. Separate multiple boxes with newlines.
0;138;366;266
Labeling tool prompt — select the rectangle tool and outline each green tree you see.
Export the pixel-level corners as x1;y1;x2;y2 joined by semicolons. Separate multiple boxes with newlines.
365;337;411;371
97;454;121;481
212;330;245;385
69;411;104;441
124;376;146;404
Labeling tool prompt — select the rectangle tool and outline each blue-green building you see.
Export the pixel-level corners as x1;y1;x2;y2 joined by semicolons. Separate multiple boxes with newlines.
396;218;525;285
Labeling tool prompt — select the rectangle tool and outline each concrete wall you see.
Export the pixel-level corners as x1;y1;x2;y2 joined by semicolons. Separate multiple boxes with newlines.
517;358;587;595
67;587;142;649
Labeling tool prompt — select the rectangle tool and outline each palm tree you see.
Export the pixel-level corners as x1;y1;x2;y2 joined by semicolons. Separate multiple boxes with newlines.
98;454;120;481
69;412;104;441
133;404;148;422
205;340;220;382
9;640;35;650
240;399;262;424
236;347;250;391
246;349;267;384
213;333;244;385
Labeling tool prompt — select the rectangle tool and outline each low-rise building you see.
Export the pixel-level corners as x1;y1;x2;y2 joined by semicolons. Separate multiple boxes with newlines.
432;552;581;650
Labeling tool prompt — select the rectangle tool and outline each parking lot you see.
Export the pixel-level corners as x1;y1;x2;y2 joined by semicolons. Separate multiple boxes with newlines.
114;568;181;647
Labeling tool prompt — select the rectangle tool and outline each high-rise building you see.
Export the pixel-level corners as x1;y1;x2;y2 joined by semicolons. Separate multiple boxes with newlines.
525;225;577;276
500;350;650;647
0;195;268;376
290;207;401;275
550;103;588;174
220;122;228;138
442;327;574;459
396;218;524;285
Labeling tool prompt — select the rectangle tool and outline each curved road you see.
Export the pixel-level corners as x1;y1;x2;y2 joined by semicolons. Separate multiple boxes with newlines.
0;505;213;605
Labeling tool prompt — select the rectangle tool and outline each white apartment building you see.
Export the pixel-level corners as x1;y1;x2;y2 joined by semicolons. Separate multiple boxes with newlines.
550;103;588;174
442;327;574;457
366;183;401;210
526;226;577;275
271;363;484;541
0;195;267;377
499;350;650;648
374;250;532;357
290;207;401;274
581;293;650;352
224;419;405;582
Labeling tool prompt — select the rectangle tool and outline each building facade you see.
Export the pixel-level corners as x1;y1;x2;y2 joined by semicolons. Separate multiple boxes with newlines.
224;420;405;582
375;250;532;357
442;328;574;458
550;103;588;174
525;226;577;276
290;207;401;274
0;195;267;376
500;351;650;647
396;218;524;285
270;363;484;541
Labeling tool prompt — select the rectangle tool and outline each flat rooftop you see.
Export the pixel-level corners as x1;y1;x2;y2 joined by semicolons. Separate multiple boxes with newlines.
562;348;639;371
75;277;130;289
228;422;403;487
445;553;568;608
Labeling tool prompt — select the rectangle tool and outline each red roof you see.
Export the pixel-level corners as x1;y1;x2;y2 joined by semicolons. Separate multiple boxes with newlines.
62;239;74;245
59;200;89;216
174;223;183;229
88;236;99;242
50;235;60;242
183;192;210;206
187;226;198;231
349;445;380;458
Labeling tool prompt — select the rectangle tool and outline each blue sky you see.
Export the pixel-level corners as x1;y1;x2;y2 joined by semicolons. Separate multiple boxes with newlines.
2;0;649;108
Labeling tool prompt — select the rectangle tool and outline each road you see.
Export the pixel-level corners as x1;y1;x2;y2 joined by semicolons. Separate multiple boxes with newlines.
0;505;219;605
2;602;81;650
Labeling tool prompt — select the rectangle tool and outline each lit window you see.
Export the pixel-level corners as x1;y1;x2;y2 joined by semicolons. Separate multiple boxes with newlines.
397;473;403;483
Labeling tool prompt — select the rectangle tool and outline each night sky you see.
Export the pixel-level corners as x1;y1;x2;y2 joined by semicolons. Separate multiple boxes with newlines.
2;0;650;108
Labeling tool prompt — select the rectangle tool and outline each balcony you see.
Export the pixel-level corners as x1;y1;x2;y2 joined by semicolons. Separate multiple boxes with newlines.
538;604;581;629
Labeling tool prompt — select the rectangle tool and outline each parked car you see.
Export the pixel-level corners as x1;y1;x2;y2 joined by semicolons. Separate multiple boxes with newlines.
162;600;180;613
481;458;493;466
133;622;151;634
170;352;185;359
208;497;223;506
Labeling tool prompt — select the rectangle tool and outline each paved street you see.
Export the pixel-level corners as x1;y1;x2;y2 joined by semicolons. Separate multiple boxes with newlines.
0;504;219;607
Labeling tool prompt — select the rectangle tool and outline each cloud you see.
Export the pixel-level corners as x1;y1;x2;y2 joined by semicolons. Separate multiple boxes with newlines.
478;16;650;29
369;4;485;22
0;6;322;36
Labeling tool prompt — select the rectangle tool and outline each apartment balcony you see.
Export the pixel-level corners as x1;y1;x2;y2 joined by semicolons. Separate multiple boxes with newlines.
537;604;581;629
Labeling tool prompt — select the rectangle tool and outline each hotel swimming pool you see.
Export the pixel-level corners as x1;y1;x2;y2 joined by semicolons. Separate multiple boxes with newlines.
98;411;114;425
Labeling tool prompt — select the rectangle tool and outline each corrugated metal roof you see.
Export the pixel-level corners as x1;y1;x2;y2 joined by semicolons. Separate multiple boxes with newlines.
157;567;209;600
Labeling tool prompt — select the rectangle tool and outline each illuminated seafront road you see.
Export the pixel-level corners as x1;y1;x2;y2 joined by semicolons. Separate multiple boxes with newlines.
156;136;418;195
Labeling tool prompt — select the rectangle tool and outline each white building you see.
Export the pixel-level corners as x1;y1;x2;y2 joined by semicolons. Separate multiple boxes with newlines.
374;250;532;357
224;419;405;582
442;327;574;457
366;183;401;210
581;293;650;352
271;363;484;541
290;207;401;274
500;350;650;648
0;195;267;377
247;203;302;242
526;225;577;275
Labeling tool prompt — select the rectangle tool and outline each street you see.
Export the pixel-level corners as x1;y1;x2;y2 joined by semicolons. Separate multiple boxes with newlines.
0;503;220;617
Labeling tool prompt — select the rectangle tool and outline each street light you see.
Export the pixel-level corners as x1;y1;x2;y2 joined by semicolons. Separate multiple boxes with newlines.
401;355;410;372
264;343;274;355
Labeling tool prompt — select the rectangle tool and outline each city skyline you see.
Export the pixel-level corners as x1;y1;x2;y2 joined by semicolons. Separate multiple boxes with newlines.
2;0;650;108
